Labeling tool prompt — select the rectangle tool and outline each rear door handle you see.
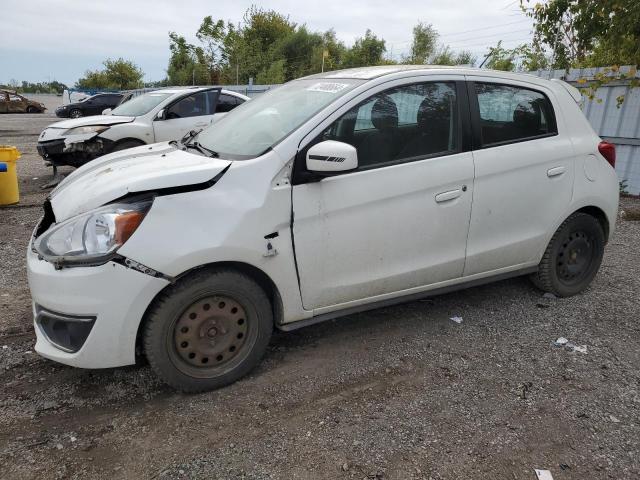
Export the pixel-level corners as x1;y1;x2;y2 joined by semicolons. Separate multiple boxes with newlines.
435;189;462;203
547;166;566;177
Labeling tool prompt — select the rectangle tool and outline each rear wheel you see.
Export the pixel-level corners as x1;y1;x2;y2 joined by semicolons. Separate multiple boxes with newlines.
531;213;605;297
27;106;38;113
69;109;82;118
143;269;273;392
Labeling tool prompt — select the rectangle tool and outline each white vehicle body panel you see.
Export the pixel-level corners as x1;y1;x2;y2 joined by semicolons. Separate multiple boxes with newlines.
27;66;619;369
462;75;576;275
49;143;231;221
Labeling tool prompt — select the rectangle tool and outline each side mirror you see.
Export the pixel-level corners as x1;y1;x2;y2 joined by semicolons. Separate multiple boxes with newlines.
102;108;112;115
154;109;165;121
306;140;358;174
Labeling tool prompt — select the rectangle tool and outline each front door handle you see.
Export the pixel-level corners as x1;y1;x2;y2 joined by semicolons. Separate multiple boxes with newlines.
435;189;462;203
547;166;566;177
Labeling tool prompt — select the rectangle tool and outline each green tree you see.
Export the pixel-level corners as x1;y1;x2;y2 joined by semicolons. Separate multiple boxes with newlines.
484;41;518;71
76;58;143;89
520;0;640;68
343;29;387;67
407;22;438;64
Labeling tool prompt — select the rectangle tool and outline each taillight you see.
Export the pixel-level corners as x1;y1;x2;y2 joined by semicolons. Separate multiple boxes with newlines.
598;141;616;168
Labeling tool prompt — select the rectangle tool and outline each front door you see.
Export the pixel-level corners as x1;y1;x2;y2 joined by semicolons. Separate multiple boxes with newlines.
292;80;474;310
153;90;219;142
463;79;575;275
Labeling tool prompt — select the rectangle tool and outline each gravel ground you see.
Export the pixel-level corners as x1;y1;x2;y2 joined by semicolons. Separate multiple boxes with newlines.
1;112;639;480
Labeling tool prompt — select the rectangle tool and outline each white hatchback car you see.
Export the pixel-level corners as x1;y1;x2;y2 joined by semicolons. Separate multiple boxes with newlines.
36;87;249;169
28;66;619;392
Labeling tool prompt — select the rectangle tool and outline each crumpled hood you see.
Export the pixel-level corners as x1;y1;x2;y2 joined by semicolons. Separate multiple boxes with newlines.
47;115;136;130
49;142;231;221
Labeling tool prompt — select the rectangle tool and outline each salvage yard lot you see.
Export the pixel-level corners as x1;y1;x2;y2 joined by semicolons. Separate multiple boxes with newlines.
1;112;639;479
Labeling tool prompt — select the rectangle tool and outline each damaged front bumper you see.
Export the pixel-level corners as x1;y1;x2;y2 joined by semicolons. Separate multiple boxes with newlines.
27;240;170;368
37;135;114;168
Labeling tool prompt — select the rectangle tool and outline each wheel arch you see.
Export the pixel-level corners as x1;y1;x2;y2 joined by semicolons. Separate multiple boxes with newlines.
110;137;147;151
574;205;610;241
134;261;283;359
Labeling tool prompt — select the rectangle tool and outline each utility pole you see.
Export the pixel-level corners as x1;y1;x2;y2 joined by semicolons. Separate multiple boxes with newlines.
192;68;195;86
321;49;328;73
236;64;239;85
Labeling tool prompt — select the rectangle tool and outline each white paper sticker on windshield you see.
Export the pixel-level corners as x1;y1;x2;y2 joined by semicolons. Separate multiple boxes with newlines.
306;82;349;93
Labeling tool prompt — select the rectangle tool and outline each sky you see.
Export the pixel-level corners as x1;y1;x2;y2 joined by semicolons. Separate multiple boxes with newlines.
1;0;534;86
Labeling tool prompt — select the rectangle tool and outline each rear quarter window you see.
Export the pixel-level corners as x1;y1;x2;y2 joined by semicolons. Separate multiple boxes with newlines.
474;83;557;147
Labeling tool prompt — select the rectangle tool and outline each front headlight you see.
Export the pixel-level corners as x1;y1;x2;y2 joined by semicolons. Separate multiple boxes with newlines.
34;201;152;265
63;125;109;136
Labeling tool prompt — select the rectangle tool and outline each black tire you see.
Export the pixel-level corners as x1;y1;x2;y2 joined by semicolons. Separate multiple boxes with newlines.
143;268;273;392
111;140;144;153
531;213;605;297
70;109;82;118
26;106;38;113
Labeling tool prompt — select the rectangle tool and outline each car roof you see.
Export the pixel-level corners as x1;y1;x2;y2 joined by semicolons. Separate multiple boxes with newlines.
302;65;555;88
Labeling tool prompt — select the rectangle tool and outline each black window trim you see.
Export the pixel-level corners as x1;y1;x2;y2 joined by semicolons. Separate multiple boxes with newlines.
292;79;472;185
467;80;558;150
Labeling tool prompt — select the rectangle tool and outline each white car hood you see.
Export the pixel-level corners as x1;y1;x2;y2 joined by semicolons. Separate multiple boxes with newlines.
49;143;231;221
49;115;136;129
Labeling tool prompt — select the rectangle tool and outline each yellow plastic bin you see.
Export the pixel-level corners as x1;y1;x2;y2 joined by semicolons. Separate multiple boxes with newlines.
0;145;20;205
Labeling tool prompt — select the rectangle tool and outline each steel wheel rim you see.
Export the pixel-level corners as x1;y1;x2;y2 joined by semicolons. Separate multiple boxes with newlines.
169;295;252;378
556;230;594;284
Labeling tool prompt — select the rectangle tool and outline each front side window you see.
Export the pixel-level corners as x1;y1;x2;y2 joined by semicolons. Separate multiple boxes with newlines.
111;92;172;117
321;82;459;169
9;94;22;102
475;83;557;146
166;92;210;119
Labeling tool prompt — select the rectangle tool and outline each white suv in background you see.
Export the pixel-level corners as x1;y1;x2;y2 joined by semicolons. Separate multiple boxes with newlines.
28;66;619;392
36;87;249;169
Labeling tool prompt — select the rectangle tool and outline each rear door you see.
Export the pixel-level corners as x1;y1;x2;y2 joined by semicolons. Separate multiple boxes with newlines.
464;78;575;275
292;79;475;311
153;90;219;142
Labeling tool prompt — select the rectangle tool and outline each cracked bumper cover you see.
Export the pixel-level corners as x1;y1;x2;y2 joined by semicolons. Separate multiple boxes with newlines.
27;245;170;368
37;136;114;167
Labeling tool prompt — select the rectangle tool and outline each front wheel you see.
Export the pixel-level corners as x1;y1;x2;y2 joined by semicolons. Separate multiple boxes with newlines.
531;213;605;297
69;109;82;118
143;269;273;392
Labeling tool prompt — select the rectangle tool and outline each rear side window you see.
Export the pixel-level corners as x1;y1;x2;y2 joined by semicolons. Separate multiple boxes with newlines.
474;83;557;146
216;94;242;113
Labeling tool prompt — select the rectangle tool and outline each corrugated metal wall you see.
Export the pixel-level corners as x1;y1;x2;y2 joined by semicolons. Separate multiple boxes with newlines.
529;66;640;194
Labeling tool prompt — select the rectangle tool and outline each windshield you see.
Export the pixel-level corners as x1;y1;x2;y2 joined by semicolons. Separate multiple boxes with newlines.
111;92;173;117
197;79;363;158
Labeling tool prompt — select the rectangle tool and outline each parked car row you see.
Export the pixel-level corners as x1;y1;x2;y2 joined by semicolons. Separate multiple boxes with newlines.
27;67;618;393
54;92;125;118
38;87;249;168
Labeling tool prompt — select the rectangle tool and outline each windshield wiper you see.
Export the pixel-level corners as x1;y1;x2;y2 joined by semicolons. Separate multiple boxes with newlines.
183;141;219;158
179;128;203;145
172;129;219;158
